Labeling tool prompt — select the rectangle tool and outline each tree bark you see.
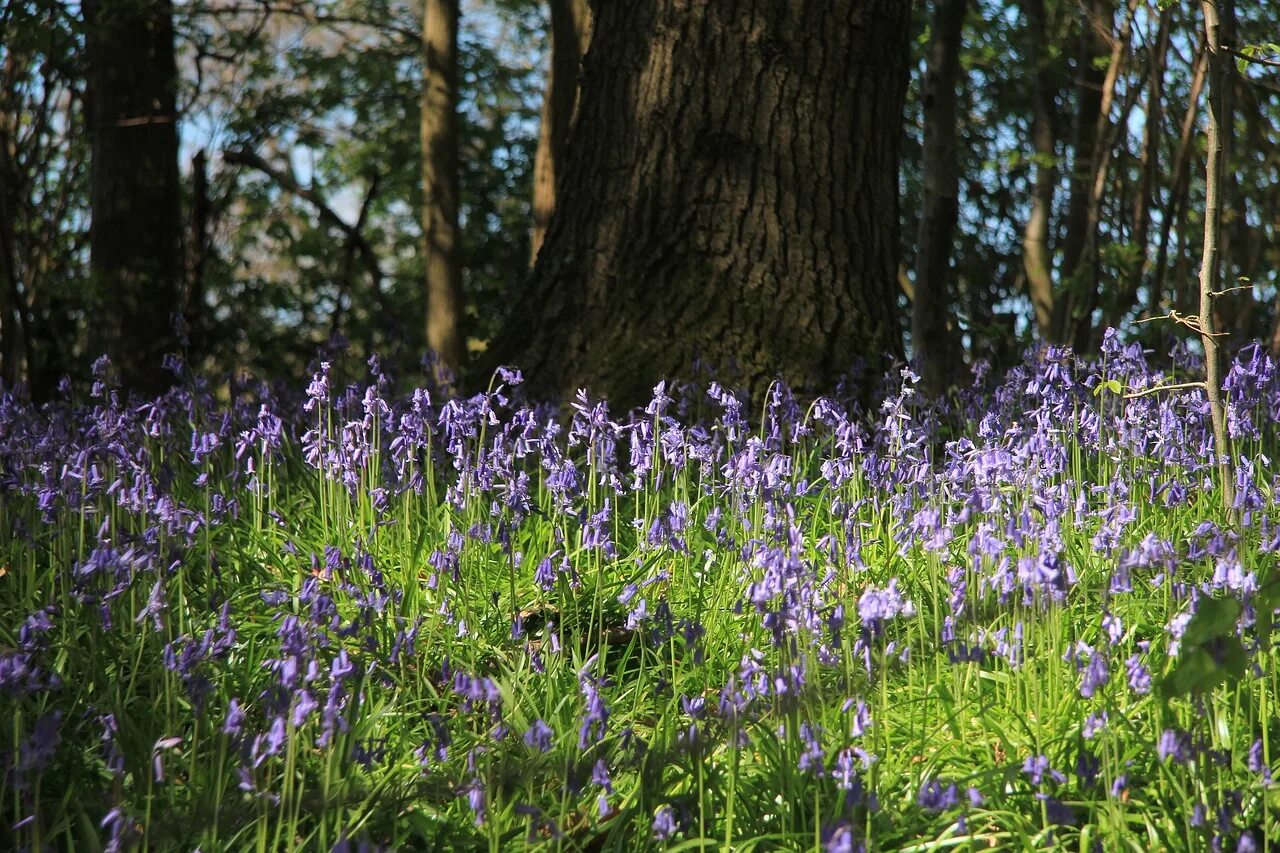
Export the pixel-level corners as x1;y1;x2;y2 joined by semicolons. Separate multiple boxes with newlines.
530;0;592;264
494;0;911;407
913;0;968;398
1211;0;1247;342
421;0;463;379
1199;0;1233;512
1019;0;1057;339
84;0;182;394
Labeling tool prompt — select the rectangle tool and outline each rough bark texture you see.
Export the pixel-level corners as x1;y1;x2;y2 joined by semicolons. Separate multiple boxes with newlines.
1019;0;1057;339
84;0;181;394
530;0;592;263
421;0;463;378
913;0;968;398
496;0;911;407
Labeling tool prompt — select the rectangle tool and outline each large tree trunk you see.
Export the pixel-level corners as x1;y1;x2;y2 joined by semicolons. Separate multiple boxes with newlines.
496;0;911;407
84;0;181;394
913;0;968;398
1019;0;1058;339
421;0;463;379
530;0;592;264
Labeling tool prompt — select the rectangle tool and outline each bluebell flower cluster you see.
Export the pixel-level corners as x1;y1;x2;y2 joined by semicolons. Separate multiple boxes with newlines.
1;336;1278;848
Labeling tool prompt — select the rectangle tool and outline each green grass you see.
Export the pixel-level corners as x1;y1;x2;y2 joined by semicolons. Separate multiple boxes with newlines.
1;366;1277;851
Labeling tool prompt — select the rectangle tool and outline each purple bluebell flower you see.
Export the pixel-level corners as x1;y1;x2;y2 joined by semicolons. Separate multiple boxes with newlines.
464;778;486;826
577;666;610;750
1079;649;1109;699
798;722;825;775
821;821;857;853
1158;729;1194;765
1022;754;1064;787
524;720;554;753
1247;739;1271;783
652;805;678;840
1125;655;1151;695
917;778;959;811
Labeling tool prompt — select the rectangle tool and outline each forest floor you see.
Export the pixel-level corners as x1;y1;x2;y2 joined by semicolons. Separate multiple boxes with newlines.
2;342;1278;850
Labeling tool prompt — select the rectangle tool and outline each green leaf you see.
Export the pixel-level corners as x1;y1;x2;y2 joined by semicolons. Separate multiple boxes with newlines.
1162;648;1222;698
1181;597;1242;648
1161;632;1248;699
1093;379;1124;398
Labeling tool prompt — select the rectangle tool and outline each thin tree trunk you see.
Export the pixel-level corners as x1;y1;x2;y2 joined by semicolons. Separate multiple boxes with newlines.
84;0;182;394
187;148;210;357
1199;0;1233;511
1058;0;1140;350
421;0;463;379
1054;0;1112;341
1212;0;1247;342
1110;6;1170;329
0;57;24;385
1151;42;1207;316
530;0;591;263
914;0;968;397
1020;0;1058;338
494;0;911;407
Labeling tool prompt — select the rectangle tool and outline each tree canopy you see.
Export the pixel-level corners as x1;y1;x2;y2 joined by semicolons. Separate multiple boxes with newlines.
1;0;1279;401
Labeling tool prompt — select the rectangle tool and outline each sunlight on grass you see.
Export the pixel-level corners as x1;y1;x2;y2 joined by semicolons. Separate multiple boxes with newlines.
2;336;1277;850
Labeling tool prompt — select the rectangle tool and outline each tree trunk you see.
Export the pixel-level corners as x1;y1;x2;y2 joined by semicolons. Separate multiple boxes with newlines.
913;0;968;398
1151;42;1207;317
530;0;592;264
0;54;24;386
1019;0;1057;339
1052;0;1111;343
1199;0;1233;511
1109;7;1170;330
495;0;911;407
187;148;210;359
1211;0;1247;343
84;0;181;394
421;0;463;379
1057;0;1142;350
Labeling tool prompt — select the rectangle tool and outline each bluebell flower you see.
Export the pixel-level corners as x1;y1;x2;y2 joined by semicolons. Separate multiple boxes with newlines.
652;806;677;840
523;720;554;753
917;778;959;811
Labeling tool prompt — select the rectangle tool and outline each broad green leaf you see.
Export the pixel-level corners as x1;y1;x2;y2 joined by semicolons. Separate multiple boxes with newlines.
1180;597;1242;648
1161;648;1223;698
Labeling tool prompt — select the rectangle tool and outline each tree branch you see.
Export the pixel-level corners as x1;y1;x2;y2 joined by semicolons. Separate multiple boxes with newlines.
1225;46;1280;69
1124;380;1206;399
222;147;398;325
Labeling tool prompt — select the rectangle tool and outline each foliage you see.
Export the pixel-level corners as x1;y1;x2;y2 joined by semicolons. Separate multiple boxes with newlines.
0;0;90;389
180;0;544;382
